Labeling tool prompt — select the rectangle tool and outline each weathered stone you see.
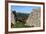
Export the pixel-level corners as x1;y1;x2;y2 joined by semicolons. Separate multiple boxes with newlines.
11;12;15;24
25;8;41;27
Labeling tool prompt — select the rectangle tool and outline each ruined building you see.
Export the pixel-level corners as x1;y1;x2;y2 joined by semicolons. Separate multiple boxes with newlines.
25;8;41;27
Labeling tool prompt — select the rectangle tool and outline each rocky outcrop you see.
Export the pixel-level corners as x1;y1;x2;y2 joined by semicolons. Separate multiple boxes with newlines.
25;8;41;27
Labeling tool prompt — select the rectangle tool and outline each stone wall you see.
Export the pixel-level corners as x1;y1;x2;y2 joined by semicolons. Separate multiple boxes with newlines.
11;12;15;24
25;8;41;27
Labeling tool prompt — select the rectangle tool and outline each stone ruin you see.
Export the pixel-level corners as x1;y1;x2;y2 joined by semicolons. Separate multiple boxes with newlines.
25;8;41;27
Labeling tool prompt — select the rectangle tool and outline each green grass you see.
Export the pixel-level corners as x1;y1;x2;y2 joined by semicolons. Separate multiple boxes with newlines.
14;21;31;28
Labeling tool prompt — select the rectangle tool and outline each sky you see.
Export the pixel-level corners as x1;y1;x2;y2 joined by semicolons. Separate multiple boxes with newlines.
11;5;40;13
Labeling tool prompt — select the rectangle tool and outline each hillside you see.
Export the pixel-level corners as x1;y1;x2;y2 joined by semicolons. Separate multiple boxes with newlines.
13;12;31;28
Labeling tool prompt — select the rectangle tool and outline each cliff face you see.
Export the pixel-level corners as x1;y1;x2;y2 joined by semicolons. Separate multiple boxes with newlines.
25;8;41;27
